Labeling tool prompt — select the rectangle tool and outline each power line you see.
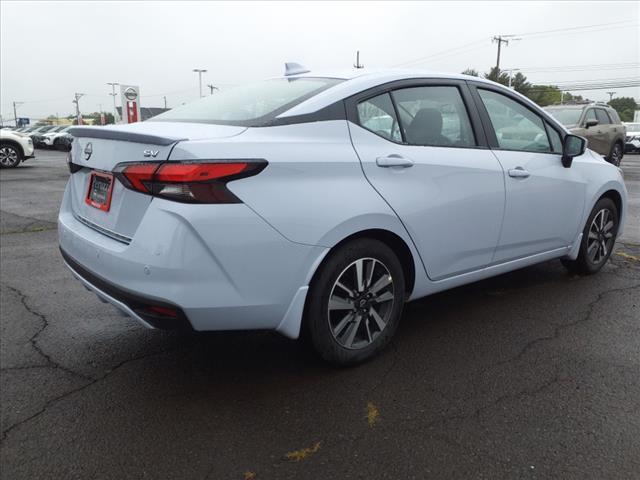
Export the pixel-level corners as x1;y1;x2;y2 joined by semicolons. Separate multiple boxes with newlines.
389;19;637;70
391;38;490;68
513;20;638;38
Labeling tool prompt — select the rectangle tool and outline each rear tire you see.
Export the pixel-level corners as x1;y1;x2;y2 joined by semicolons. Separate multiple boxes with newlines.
0;143;22;168
607;142;623;166
304;238;405;366
561;197;618;275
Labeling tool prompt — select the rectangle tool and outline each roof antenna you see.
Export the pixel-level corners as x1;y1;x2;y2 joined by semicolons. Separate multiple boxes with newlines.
284;62;310;76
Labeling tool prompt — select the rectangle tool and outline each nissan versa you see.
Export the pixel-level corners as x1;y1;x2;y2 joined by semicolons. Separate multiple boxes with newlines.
59;66;627;365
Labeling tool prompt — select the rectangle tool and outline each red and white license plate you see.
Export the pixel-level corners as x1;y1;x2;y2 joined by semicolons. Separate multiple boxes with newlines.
85;171;114;212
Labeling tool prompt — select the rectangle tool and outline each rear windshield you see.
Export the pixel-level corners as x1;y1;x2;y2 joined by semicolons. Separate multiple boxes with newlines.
152;77;343;126
545;108;582;126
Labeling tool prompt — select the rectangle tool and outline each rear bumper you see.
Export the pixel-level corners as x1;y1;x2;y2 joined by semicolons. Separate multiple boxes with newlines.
58;179;327;335
61;247;193;330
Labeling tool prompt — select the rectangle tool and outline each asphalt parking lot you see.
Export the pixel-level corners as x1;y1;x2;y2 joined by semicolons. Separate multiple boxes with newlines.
1;150;639;479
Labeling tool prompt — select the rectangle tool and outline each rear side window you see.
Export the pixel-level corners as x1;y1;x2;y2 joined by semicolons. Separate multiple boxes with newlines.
392;86;476;147
357;93;401;142
478;89;551;153
152;77;343;126
595;109;611;125
608;109;621;124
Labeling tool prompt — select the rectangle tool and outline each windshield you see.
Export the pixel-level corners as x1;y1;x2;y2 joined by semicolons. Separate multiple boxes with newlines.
152;77;343;126
625;123;640;132
545;108;582;126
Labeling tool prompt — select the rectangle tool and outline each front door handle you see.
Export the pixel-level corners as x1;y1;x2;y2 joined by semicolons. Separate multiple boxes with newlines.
508;167;530;179
376;154;414;168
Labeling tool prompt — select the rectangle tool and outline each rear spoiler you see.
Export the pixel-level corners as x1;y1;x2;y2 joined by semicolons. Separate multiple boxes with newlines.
69;127;186;146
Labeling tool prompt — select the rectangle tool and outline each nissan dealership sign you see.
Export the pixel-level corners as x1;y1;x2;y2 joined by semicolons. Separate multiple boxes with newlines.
120;84;141;123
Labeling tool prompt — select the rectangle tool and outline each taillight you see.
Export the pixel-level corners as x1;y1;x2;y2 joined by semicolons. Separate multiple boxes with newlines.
113;160;266;203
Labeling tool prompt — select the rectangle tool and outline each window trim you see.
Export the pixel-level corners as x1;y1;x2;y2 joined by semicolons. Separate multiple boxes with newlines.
344;78;490;149
468;82;566;156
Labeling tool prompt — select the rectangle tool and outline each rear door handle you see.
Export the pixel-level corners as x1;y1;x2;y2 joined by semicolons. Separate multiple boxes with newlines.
376;154;414;168
508;167;530;179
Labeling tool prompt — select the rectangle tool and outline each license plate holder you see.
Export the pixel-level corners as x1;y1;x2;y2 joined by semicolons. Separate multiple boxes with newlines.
85;171;114;212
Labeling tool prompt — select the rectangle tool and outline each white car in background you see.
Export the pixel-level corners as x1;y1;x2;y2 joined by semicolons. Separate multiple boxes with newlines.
0;128;35;167
41;125;74;149
624;122;640;153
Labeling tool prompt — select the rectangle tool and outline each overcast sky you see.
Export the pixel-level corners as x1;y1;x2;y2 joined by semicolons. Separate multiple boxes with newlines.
1;1;638;123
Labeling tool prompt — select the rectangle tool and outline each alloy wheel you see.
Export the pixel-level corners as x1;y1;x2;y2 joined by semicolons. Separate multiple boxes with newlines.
0;146;19;167
587;208;615;265
327;257;394;350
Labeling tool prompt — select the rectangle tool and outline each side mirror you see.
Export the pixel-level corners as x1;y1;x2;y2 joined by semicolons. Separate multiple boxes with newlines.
562;134;586;168
585;119;598;129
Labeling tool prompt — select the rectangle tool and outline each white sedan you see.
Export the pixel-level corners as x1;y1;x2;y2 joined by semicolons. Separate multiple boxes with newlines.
59;67;627;365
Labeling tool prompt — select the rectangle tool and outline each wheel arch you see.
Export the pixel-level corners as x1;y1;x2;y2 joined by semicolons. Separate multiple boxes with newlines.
0;139;24;157
599;188;623;219
309;228;417;297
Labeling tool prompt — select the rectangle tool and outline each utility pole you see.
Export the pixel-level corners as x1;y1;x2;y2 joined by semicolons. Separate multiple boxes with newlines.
163;96;167;109
606;91;616;102
206;84;219;95
107;82;119;123
492;35;520;72
193;69;207;98
12;101;24;127
354;50;364;69
73;93;84;125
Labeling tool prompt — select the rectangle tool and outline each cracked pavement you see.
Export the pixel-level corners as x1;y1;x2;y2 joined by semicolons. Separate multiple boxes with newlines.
1;150;639;479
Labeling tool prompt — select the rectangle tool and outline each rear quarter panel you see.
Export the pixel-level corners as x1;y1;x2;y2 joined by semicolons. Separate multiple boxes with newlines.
169;120;431;299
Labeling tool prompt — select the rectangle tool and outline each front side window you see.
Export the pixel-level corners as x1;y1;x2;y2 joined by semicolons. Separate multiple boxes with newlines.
357;93;401;142
595;109;611;125
584;109;597;124
392;86;476;147
153;77;343;126
478;89;551;153
546;122;563;153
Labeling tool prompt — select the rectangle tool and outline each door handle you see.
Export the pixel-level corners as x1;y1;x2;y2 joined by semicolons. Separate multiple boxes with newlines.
376;154;414;168
508;167;530;179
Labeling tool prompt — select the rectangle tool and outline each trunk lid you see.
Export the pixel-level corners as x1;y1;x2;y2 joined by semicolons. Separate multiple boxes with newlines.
67;122;247;242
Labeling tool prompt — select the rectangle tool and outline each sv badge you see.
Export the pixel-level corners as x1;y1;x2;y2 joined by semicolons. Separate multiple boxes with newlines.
143;150;160;158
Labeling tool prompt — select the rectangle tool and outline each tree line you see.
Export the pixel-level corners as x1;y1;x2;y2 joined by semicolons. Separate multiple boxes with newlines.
462;67;638;122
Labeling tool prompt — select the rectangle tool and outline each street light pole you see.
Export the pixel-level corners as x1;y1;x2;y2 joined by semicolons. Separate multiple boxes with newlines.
73;93;84;125
12;101;24;127
107;82;119;123
193;69;207;98
506;68;520;89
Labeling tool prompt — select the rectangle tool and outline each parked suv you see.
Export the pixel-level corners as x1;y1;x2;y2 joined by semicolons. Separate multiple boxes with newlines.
545;103;625;166
0;129;35;167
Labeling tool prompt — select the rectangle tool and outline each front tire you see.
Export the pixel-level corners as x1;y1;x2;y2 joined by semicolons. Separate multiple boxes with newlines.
0;144;22;168
561;197;619;275
304;238;405;366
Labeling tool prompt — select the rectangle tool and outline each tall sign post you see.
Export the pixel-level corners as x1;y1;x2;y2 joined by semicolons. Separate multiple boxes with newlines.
119;85;141;123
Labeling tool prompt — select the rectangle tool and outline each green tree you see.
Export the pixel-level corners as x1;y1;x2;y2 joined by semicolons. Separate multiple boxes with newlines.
461;68;479;77
525;85;562;107
608;97;638;122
